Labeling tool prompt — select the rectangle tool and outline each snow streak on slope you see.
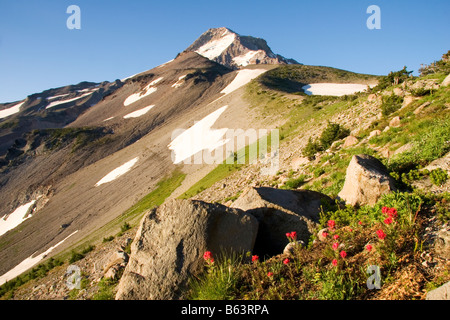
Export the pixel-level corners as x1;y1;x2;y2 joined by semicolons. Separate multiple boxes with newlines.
232;50;262;67
123;105;155;119
195;33;236;60
171;75;187;88
302;83;369;96
220;69;267;95
95;157;139;186
168;106;229;164
0;230;78;285
123;77;163;106
0;101;25;119
0;200;36;237
46;92;93;109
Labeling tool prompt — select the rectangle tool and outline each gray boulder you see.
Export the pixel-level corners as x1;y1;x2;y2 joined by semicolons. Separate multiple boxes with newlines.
426;281;450;300
435;227;450;260
115;198;258;300
338;154;397;207
442;73;450;87
231;187;333;256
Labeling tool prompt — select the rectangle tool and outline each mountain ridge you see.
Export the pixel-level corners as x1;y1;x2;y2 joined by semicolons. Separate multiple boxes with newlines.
185;27;300;69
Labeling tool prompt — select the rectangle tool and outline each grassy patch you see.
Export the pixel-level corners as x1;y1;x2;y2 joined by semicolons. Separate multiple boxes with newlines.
0;258;64;299
180;132;277;199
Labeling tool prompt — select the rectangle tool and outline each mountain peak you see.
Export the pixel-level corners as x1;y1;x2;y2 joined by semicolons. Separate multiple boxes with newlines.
186;27;300;69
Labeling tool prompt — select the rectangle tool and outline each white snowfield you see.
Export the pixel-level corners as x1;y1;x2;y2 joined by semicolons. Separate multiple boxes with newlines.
123;77;163;107
195;33;236;60
46;92;93;109
0;230;78;286
0;101;25;119
171;75;187;88
95;157;139;186
220;69;267;95
302;83;370;96
0;200;36;237
123;105;155;119
232;50;263;67
103;116;115;122
168;105;229;164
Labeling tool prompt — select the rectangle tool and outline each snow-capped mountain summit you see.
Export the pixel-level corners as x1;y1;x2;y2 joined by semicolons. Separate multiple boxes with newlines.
186;27;299;69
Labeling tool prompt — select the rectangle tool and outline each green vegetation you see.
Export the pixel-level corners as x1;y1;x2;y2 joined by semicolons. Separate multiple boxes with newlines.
188;252;242;300
33;127;111;152
259;65;379;94
419;50;450;76
102;235;115;243
107;169;186;229
180;132;277;199
381;94;404;116
281;174;308;190
188;192;449;300
69;245;95;264
370;66;413;92
302;122;350;159
91;277;119;300
430;168;448;186
0;258;64;299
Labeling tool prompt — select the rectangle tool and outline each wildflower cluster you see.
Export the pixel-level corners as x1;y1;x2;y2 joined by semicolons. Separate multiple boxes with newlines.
323;220;348;267
285;231;297;241
203;251;214;265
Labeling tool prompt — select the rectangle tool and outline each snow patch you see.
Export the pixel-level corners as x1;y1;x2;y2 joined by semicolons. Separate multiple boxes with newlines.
103;117;115;122
123;77;163;107
0;230;78;286
232;50;262;67
168;105;229;164
302;83;370;96
195;33;236;60
123;105;155;119
220;69;267;95
95;157;139;186
171;75;187;88
0;101;25;119
149;77;164;86
0;200;37;237
46;92;93;109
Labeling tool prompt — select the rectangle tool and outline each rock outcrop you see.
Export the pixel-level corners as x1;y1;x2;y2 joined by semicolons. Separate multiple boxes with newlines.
426;281;450;300
115;199;258;300
441;73;450;87
338;154;397;207
186;27;299;69
231;187;333;256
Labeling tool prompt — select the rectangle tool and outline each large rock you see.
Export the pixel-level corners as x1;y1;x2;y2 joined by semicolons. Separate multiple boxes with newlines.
426;281;450;300
338;154;397;207
442;74;450;87
343;135;359;148
389;116;402;128
115;199;258;300
231;187;333;256
435;227;450;260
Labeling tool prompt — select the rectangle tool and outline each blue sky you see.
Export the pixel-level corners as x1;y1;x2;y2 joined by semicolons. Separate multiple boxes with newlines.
0;0;449;103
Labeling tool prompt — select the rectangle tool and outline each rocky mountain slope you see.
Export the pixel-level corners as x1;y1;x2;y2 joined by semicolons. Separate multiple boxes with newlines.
186;27;299;69
0;28;448;301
